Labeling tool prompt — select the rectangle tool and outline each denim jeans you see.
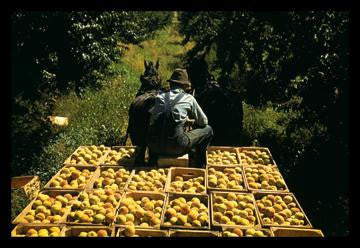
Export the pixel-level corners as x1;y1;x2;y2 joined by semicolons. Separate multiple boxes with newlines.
148;124;213;168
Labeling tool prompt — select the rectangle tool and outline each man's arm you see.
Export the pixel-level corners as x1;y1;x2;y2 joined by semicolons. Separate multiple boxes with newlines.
190;96;208;127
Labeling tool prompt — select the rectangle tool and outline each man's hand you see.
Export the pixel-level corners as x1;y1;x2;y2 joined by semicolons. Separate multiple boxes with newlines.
184;117;195;127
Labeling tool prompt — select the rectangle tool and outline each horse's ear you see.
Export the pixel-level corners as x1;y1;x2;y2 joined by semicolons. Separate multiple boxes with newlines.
144;60;148;69
156;59;160;70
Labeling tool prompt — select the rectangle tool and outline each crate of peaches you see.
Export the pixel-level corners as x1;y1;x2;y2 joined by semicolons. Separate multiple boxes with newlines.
238;147;277;167
113;191;166;229
221;227;274;237
62;226;115;237
12;190;80;225
210;192;260;228
64;145;110;166
207;166;247;192
116;226;170;237
11;224;65;237
165;167;207;195
65;189;123;226
206;146;241;166
254;192;312;228
243;165;289;192
125;168;169;192
102;146;139;166
161;193;210;230
92;166;133;191
44;165;99;190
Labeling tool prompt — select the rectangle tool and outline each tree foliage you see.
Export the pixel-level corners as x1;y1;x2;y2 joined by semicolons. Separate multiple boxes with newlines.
179;11;349;236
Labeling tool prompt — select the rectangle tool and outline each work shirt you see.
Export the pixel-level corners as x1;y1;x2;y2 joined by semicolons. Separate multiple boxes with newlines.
149;87;208;128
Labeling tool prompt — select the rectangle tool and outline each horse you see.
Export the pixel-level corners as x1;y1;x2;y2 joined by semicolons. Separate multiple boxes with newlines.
195;75;244;146
123;59;162;166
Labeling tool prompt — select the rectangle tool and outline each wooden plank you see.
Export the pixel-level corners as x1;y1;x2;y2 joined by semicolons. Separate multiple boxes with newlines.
270;227;324;237
221;226;274;237
116;227;169;237
169;229;220;237
62;225;115;237
158;154;189;168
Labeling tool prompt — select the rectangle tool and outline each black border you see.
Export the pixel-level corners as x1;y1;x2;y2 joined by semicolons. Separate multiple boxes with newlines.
3;0;354;244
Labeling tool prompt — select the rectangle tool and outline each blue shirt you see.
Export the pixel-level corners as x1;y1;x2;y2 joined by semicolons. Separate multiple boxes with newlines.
149;87;208;127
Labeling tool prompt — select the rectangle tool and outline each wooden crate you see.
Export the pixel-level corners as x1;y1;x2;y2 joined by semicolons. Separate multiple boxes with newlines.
65;189;124;226
116;227;170;237
62;225;115;237
206;166;248;193
221;226;274;237
11;223;66;237
270;227;324;237
43;165;100;191
11;176;41;201
64;145;110;166
210;191;261;229
160;193;210;230
114;191;167;229
101;146;140;166
165;167;207;195
125;167;169;193
237;147;277;167
169;229;220;237
243;165;290;193
206;146;242;166
12;190;81;225
253;192;313;229
91;166;134;191
158;154;189;168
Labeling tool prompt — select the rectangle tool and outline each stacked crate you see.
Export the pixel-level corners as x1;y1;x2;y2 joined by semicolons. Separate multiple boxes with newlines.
11;145;324;237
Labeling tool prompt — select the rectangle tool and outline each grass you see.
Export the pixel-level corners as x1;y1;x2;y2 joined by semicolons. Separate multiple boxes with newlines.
24;22;194;185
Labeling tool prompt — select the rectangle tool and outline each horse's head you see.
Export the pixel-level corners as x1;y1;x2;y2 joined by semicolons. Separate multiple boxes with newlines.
139;59;162;93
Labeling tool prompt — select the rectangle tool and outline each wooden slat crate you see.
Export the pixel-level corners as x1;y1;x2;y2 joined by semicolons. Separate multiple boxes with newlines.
161;193;211;230
65;189;124;226
11;176;41;201
253;192;313;229
101;146;139;166
169;229;220;237
158;154;189;168
206;146;242;166
43;165;100;191
206;166;248;193
11;223;66;237
270;227;324;237
210;191;261;229
243;165;290;193
62;225;115;237
91;166;134;191
12;190;81;225
116;227;170;237
113;191;167;229
63;145;110;166
237;147;277;167
165;167;207;195
221;226;274;237
125;167;169;193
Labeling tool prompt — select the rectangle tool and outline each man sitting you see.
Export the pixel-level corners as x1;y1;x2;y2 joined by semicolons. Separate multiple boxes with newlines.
147;68;213;168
